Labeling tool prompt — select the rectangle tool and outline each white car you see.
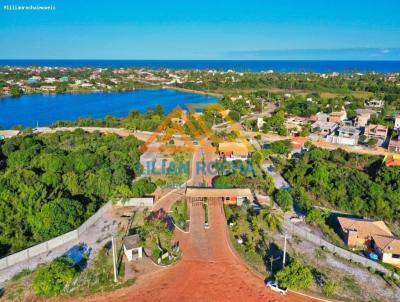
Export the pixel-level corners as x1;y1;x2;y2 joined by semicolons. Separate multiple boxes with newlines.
266;280;288;295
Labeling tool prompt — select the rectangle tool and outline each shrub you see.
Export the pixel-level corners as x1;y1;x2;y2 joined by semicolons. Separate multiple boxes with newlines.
322;281;337;297
269;140;292;154
32;257;78;297
275;259;313;289
274;189;293;212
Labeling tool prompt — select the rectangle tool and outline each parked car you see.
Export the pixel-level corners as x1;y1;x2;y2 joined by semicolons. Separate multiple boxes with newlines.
266;280;288;295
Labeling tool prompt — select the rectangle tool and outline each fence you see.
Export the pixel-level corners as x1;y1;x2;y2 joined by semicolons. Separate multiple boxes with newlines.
283;221;400;280
0;201;112;271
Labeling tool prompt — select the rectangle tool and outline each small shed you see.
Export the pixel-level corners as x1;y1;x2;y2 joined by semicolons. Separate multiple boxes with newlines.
123;235;143;261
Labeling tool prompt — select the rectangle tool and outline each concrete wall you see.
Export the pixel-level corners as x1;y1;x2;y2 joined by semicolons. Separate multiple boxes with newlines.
382;254;400;268
115;197;154;207
326;135;358;146
0;201;111;271
283;221;399;280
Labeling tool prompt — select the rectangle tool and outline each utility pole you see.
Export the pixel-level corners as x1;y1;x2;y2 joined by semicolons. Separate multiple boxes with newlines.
283;234;287;267
261;98;264;115
270;256;274;272
269;256;280;273
111;236;118;283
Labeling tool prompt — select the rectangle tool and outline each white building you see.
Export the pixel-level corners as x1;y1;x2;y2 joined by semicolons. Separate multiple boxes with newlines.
44;77;56;84
257;117;265;130
373;235;400;268
218;142;250;161
311;121;338;137
326;126;360;146
366;99;385;108
315;112;328;122
123;235;143;261
395;114;400;129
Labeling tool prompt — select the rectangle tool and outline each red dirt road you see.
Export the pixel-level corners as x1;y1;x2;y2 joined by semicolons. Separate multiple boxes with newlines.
66;147;318;302
75;200;317;302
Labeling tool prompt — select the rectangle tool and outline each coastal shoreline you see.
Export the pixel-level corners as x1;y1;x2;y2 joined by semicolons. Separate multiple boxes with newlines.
0;86;222;100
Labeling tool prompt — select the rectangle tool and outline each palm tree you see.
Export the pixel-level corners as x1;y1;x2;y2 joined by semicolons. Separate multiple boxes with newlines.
258;207;283;232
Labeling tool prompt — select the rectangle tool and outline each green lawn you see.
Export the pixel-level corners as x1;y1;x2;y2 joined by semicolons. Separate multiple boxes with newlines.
170;200;189;231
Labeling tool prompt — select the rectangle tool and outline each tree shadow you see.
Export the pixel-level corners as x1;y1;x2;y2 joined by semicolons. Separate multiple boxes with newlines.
264;242;292;275
312;268;327;287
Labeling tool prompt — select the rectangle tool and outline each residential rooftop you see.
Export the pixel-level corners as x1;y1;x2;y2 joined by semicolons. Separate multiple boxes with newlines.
337;217;393;239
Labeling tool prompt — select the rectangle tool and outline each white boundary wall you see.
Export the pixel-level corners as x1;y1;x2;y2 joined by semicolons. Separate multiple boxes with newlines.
114;197;154;207
0;201;112;271
283;221;399;280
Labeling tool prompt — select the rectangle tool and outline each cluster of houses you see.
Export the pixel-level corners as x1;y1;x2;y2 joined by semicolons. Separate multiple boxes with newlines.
0;66;195;97
0;65;261;98
1;73;91;96
280;100;400;154
308;106;386;147
0;71;119;95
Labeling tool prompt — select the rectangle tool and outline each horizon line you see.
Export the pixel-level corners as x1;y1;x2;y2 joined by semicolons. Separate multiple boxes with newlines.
1;59;400;62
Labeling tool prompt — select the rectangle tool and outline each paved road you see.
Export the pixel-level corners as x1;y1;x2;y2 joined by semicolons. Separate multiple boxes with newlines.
34;126;153;141
66;142;319;302
263;163;290;191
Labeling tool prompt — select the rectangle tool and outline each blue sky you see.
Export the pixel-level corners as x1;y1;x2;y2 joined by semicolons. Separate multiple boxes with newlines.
0;0;399;60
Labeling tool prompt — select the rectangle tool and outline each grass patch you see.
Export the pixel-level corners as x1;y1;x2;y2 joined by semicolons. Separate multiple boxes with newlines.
228;229;267;276
65;247;134;296
170;200;189;231
341;275;363;297
224;204;270;276
204;203;209;225
1;269;35;301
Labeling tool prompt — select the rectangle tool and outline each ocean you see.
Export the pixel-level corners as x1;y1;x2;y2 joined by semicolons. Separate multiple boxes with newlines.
0;60;400;73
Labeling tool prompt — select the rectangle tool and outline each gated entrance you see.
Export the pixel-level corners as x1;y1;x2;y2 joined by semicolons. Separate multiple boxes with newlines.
185;187;254;206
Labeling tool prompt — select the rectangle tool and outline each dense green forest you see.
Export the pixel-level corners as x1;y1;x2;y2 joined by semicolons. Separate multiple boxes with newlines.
284;148;400;224
0;129;155;257
50;105;165;132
